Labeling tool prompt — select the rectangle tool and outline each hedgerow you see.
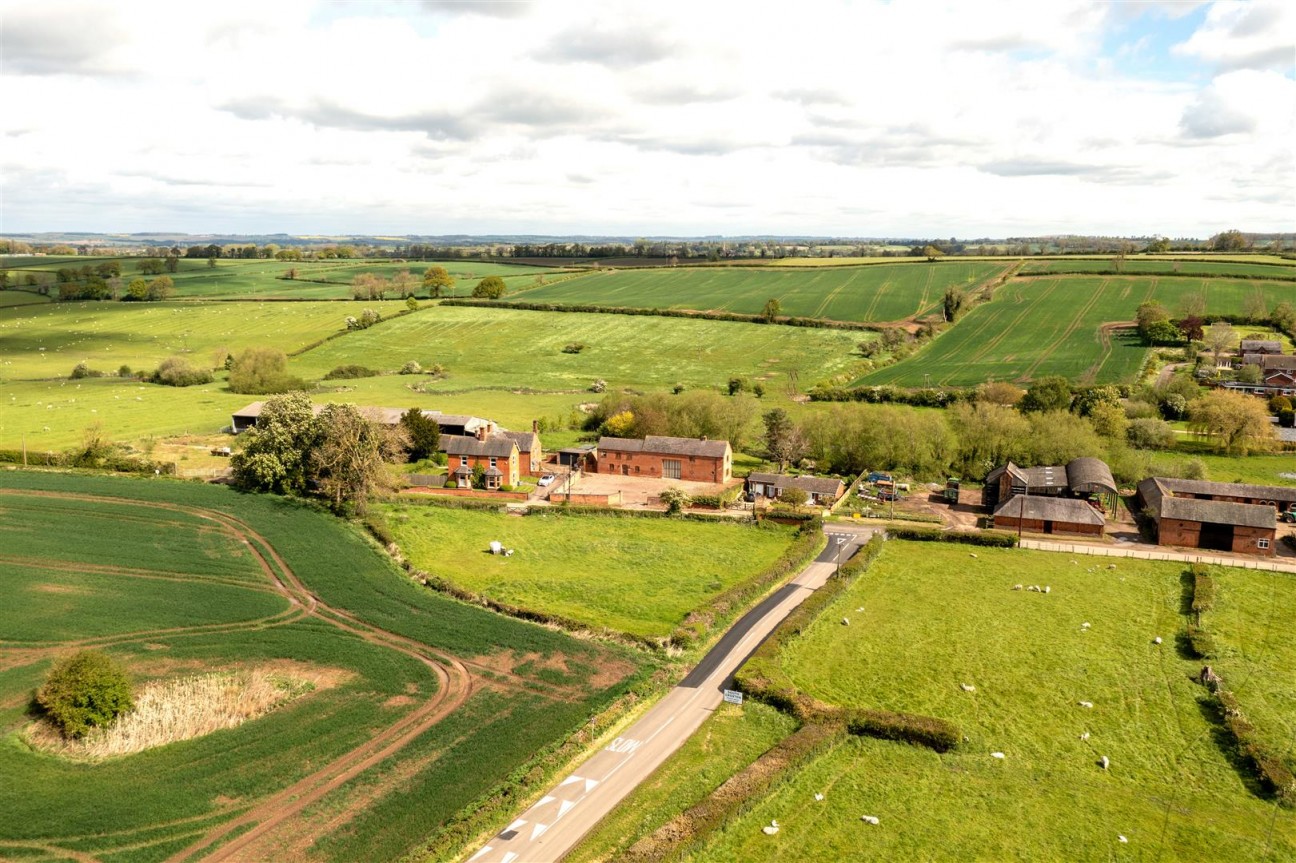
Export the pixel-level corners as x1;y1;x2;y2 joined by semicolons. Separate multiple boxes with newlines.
439;298;881;331
886;525;1019;547
1201;670;1296;807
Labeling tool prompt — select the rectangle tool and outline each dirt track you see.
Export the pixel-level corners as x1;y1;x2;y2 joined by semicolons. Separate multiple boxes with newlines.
0;489;476;863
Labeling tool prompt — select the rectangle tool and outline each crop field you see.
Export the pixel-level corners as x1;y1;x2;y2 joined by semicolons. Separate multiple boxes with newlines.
293;304;867;395
1020;258;1296;278
380;504;796;638
0;471;647;863
515;261;1008;322
0;298;408;381
861;275;1296;386
680;542;1295;862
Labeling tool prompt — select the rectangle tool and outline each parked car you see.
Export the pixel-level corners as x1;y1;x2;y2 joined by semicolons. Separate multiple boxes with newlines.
538;474;556;487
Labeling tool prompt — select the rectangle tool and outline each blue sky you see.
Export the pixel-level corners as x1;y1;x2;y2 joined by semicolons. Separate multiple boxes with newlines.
1;0;1291;237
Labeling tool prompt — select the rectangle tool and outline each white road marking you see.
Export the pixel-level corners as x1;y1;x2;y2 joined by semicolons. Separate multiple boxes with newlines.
530;822;550;841
468;845;492;861
584;778;599;793
606;737;642;753
559;799;577;817
501;853;518;863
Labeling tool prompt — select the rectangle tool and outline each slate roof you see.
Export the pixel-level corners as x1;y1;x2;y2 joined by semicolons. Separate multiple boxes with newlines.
598;435;731;458
1152;476;1296;503
501;430;541;454
1161;497;1276;529
993;496;1105;525
985;458;1115;496
444;434;518;458
1263;355;1296;371
232;402;493;431
747;472;845;497
1138;476;1283;529
1240;340;1283;354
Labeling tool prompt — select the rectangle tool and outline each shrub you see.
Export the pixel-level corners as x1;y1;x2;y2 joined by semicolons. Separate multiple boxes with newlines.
887;526;1018;547
36;650;134;739
323;364;378;380
1191;565;1216;615
399;360;423;375
562;342;586;354
150;356;214;388
472;276;506;299
117;364;132;378
69;362;103;380
228;347;306;394
846;708;960;752
1186;622;1216;658
659;486;691;514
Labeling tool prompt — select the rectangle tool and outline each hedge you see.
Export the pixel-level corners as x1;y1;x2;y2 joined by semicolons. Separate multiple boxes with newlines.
1202;671;1296;807
1191;564;1216;615
439;298;881;331
1185;622;1217;659
886;525;1018;547
689;484;745;509
846;707;960;753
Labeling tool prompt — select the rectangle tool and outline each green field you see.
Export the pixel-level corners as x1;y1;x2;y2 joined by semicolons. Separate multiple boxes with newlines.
380;504;796;638
862;275;1296;386
1021;258;1296;278
516;262;1008;322
293;304;867;394
0;471;647;863
678;542;1295;862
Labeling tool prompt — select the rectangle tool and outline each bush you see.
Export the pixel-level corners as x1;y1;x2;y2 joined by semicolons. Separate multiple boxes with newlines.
846;708;960;752
69;362;103;380
227;347;306;394
886;526;1018;547
150;356;214;387
562;342;586;354
1203;673;1296;807
323;364;378;380
1191;564;1216;615
36;650;134;739
1186;622;1216;659
399;360;423;375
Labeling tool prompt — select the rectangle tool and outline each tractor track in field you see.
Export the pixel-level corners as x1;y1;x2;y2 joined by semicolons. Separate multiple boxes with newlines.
0;489;478;863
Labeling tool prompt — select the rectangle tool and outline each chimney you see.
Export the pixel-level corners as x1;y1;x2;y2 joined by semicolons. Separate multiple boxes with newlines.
532;419;539;434
475;425;487;441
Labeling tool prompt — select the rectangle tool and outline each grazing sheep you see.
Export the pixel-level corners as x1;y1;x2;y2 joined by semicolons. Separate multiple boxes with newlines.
1153;637;1162;645
1107;564;1117;570
1079;701;1094;709
815;793;825;801
842;617;850;626
1118;835;1128;843
969;552;978;558
1082;622;1091;629
1079;732;1090;741
1012;584;1023;591
1100;755;1110;770
960;683;976;692
763;824;779;836
991;752;1005;759
1071;560;1078;565
1043;585;1051;594
861;815;880;825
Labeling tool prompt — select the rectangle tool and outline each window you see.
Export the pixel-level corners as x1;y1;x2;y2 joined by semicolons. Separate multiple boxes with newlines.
489;457;497;468
1258;538;1270;549
461;456;469;468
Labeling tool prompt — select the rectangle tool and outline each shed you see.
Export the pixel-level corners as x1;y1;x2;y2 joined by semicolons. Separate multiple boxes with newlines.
992;496;1105;536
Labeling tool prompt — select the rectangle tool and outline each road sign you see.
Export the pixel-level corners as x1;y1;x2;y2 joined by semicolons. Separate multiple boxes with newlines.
723;689;744;705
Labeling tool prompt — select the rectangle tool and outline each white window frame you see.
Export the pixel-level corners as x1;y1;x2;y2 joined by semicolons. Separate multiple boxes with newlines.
1258;538;1270;549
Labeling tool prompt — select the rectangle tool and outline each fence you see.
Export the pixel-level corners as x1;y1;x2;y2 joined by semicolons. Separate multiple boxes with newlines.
1019;539;1296;574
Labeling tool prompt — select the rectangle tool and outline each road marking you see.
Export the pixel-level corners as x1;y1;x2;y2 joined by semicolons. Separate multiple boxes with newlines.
606;736;642;753
559;799;577;817
530;823;549;841
468;846;492;862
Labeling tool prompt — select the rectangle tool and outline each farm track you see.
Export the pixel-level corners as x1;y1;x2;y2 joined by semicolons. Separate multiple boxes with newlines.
0;489;479;863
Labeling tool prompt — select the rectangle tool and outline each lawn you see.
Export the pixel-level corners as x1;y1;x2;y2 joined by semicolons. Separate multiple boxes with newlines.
379;504;798;639
516;261;1009;322
1150;451;1296;488
0;471;648;863
680;541;1295;862
862;275;1296;386
294;304;868;395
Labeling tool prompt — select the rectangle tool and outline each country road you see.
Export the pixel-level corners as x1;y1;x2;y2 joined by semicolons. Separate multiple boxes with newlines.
468;527;870;863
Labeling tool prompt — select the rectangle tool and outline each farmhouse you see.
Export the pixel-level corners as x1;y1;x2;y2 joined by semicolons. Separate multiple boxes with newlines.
1136;477;1292;557
992;495;1105;536
746;472;845;507
445;429;520;490
593;435;732;483
982;457;1117;510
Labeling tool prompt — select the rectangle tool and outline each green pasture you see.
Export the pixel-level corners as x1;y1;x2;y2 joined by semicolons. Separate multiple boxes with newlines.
516;261;1008;322
294;304;867;394
862;275;1296;386
0;291;50;308
1021;258;1296;278
0;471;648;862
568;701;796;863
0;299;407;381
380;504;796;638
682;542;1295;861
1151;451;1296;487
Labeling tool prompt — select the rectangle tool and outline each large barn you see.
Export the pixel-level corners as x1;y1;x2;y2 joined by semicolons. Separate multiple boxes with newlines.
1136;477;1291;557
593;435;732;483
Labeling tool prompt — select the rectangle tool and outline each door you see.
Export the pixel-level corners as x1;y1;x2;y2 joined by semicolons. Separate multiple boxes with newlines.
663;459;682;480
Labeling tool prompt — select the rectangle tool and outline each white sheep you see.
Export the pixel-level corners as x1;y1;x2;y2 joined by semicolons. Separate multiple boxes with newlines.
1154;637;1163;645
1079;731;1090;741
1118;835;1128;843
861;815;880;825
1079;701;1094;709
1082;622;1091;629
1043;585;1051;593
969;552;978;558
1107;564;1117;570
815;793;825;801
991;752;1005;759
1012;584;1023;591
842;617;850;626
960;683;976;692
1100;755;1110;770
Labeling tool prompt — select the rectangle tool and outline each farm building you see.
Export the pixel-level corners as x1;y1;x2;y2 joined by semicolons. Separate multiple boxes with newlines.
557;445;596;470
982;457;1118;511
992;496;1105;536
445;429;520;490
501;423;543;476
231;402;496;436
746;472;845;506
1136;477;1290;557
593;435;732;483
1240;339;1283;355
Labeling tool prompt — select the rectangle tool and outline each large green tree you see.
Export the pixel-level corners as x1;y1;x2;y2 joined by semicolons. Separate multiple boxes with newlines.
37;650;133;739
1187;390;1276;455
314;404;408;514
230;392;322;495
422;266;456;298
401;407;441;462
228;347;304;394
1019;376;1072;413
762;407;805;472
472;276;506;299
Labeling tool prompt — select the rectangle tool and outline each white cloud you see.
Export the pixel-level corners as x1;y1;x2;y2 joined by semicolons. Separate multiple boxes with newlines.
0;0;1291;236
1173;0;1294;71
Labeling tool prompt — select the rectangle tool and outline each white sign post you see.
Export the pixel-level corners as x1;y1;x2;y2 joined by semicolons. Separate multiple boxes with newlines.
723;689;744;705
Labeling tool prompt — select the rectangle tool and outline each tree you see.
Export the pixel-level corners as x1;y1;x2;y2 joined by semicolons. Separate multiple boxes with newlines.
659;486;691;515
1204;321;1239;366
923;245;945;262
470;462;487;489
1209;229;1250;251
147;276;174;300
1177;292;1207;319
423;266;455;298
1135;300;1172;343
763;408;806;471
228;347;304;394
231;392;322;495
36;650;133;739
401;408;440;462
313;404;407;514
761;297;781;322
165;255;179;273
1242;290;1268;323
391;269;415;298
150;356;213;387
1087;401;1129;441
1236;364;1262;384
1072;385;1121;417
780;486;809;509
1272;302;1296;334
604;410;636;437
472;276;506;299
1019;376;1072;413
352;273;388;300
947;402;1030;478
1177;315;1204;343
942;287;966;322
727;377;748;396
1127;417;1175;449
137;257;166;275
126;278;149;301
1187;390;1277;454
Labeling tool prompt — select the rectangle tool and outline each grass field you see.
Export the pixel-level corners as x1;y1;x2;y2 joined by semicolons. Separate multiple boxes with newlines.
293;304;868;394
515;261;1008;322
0;471;648;863
679;541;1295;862
380;504;797;638
862;275;1296;386
1152;451;1296;487
0;299;408;380
1021;258;1296;278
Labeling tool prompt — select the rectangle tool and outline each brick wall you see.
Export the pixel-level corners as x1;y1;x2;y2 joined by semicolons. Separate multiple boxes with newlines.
594;450;729;483
1157;517;1276;557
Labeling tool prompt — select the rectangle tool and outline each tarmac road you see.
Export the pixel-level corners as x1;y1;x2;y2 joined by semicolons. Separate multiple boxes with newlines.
468;527;870;863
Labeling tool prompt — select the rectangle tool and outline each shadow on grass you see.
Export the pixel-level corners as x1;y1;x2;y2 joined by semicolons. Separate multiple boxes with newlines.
1193;695;1269;800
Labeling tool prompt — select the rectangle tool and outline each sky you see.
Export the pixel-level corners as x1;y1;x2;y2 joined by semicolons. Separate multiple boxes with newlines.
0;0;1292;238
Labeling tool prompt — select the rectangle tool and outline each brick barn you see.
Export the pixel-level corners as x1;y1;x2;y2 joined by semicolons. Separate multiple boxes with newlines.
594;436;732;483
1136;477;1289;557
992;496;1105;536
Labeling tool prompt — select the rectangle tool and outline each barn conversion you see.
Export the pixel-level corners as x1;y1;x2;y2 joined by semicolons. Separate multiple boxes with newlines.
746;472;845;507
593;435;732;483
1136;477;1293;557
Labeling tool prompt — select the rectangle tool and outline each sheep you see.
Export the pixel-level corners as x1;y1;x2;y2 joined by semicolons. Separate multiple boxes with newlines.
969;552;978;558
861;815;880;825
991;752;1005;759
1081;622;1091;629
814;793;825;801
1100;755;1110;770
1107;564;1117;570
1079;701;1094;709
1118;835;1128;843
1079;731;1090;741
841;617;850;626
1012;584;1023;591
960;683;976;692
1043;585;1051;594
1153;637;1162;645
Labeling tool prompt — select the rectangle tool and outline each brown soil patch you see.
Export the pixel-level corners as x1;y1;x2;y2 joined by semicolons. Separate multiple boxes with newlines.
588;656;637;690
142;642;169;651
383;695;416;709
30;583;89;595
